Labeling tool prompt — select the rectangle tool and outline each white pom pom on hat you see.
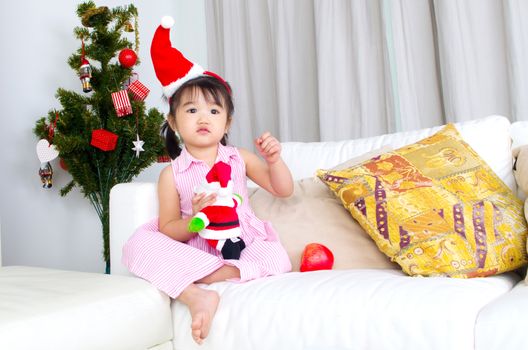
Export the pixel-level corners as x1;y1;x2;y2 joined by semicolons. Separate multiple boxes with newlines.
161;16;174;29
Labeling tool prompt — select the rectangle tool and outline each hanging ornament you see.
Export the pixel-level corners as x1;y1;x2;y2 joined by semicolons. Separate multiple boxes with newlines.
79;40;92;93
124;20;134;32
118;48;137;68
131;110;144;158
36;112;60;188
132;134;145;158
36;140;58;189
122;72;138;90
81;6;110;27
157;154;171;163
133;13;140;54
36;139;59;163
59;158;69;171
91;129;118;151
79;58;93;93
36;111;59;164
128;79;150;101
39;162;54;188
111;90;133;117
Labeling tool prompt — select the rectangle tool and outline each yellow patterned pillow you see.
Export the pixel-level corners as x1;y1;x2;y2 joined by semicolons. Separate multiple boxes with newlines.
317;124;528;278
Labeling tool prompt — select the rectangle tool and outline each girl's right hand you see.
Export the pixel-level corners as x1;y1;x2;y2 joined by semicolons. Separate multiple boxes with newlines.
255;131;282;164
191;192;217;215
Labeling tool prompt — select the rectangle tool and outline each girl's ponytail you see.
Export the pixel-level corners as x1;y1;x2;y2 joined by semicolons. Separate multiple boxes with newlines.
160;120;182;159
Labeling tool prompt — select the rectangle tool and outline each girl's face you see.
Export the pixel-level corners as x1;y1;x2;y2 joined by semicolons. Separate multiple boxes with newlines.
171;87;230;151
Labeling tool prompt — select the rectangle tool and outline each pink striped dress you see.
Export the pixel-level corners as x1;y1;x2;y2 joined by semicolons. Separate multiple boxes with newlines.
122;144;292;298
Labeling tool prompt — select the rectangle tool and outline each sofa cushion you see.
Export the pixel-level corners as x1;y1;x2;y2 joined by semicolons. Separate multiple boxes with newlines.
474;278;528;350
317;124;528;278
249;178;399;271
0;266;172;350
170;269;519;350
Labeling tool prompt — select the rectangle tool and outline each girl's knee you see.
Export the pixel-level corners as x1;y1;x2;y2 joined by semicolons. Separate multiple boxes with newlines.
243;241;291;273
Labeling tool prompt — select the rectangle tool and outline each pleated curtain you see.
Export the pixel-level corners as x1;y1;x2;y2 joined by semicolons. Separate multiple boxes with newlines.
205;0;528;149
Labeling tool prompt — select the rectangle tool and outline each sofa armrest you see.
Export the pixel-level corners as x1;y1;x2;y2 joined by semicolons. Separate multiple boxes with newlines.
110;182;158;276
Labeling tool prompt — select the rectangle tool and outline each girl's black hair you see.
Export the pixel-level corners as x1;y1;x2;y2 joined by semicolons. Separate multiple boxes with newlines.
161;75;234;159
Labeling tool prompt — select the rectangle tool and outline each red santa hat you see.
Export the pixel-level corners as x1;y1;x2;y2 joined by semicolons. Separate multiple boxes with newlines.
206;161;232;196
79;58;91;76
80;57;90;68
150;16;231;98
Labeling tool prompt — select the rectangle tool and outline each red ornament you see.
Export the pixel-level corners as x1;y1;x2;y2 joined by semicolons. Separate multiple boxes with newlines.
157;154;171;163
300;243;334;272
111;90;133;117
59;158;69;171
79;57;93;93
128;80;150;101
91;129;118;151
118;48;137;68
79;40;92;93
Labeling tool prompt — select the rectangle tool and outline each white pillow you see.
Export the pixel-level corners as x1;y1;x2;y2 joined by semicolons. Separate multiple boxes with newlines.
281;115;515;191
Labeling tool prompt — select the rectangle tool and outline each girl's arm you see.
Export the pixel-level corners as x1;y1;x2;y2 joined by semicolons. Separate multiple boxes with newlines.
239;132;294;198
158;165;216;241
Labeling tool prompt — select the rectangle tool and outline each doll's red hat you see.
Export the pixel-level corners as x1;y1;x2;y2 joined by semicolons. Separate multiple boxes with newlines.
206;161;232;195
150;16;230;98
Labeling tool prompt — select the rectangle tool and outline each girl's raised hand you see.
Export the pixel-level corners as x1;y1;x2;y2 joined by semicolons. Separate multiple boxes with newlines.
255;132;281;164
191;192;217;215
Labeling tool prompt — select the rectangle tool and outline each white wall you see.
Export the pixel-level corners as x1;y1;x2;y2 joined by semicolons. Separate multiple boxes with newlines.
0;0;207;273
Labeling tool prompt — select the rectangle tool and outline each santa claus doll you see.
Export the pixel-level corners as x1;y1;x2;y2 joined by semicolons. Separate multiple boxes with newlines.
188;161;246;259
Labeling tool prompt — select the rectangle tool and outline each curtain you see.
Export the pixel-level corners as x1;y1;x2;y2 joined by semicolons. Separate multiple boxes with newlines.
205;0;528;149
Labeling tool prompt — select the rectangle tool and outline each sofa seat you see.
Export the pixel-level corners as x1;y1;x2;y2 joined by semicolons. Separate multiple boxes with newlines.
0;266;173;350
475;278;528;350
170;269;520;350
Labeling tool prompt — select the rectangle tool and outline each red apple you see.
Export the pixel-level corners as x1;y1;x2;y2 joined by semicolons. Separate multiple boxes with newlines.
300;243;334;272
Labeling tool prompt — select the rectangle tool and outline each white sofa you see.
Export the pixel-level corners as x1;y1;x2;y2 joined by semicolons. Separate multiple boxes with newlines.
1;115;527;350
109;115;528;350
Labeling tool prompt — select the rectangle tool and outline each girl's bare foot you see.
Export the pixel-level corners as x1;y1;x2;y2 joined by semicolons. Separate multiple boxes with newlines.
178;284;220;345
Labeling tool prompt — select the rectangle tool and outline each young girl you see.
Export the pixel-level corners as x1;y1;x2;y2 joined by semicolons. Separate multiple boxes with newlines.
122;17;293;345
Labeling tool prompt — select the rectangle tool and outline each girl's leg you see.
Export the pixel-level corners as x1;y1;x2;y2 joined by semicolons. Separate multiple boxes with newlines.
196;265;240;284
178;265;240;344
178;283;220;345
122;224;225;298
227;239;292;281
178;238;290;344
123;223;241;344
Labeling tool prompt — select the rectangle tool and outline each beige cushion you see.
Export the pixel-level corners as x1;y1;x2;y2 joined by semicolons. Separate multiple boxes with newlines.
249;178;398;271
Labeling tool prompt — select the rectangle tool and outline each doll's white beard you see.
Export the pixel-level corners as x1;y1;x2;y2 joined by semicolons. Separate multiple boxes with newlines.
194;180;234;207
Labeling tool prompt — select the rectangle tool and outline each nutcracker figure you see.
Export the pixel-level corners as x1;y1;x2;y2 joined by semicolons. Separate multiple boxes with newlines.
79;57;93;93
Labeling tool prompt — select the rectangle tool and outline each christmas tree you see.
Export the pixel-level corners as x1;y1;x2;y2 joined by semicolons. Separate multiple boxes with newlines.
34;1;165;273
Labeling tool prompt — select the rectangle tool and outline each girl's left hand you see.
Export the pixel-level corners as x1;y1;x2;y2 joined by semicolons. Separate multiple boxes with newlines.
255;131;281;164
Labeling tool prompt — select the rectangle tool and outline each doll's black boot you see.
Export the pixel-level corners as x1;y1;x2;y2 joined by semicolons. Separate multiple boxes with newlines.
221;237;246;260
